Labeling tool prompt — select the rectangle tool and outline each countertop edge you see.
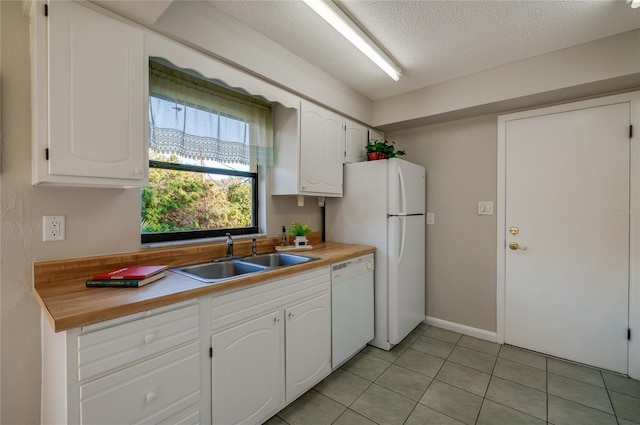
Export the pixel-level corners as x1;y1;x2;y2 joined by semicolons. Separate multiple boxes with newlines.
35;242;375;332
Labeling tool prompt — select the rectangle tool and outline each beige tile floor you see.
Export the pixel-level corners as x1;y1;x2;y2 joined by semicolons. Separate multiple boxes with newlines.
266;324;640;425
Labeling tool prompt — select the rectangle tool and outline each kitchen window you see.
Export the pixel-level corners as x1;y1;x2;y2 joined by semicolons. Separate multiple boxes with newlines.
141;60;273;243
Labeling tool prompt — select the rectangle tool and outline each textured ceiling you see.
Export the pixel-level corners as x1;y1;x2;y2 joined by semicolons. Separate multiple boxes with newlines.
205;0;640;101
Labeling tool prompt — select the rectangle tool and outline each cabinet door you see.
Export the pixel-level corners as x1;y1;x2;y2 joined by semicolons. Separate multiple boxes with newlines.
345;120;368;163
285;292;331;403
212;311;284;425
47;1;145;183
299;102;345;195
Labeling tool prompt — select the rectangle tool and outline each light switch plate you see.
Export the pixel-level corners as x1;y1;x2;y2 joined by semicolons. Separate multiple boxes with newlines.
477;201;494;216
426;212;435;225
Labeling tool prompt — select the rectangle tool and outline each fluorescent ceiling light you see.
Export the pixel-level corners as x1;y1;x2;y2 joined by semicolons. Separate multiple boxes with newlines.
303;0;402;81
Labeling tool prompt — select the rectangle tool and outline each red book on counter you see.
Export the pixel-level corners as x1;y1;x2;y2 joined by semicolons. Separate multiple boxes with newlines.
91;265;168;280
86;265;168;288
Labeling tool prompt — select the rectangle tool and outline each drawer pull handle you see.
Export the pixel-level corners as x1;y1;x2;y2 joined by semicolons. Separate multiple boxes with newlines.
144;334;155;344
145;392;157;403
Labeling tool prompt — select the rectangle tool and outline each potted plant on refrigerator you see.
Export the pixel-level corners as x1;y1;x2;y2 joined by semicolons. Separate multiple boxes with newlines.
366;139;406;160
289;222;312;247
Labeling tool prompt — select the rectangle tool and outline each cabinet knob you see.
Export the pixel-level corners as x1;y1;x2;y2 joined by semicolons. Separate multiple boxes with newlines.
144;333;155;344
288;312;294;319
273;316;280;323
133;168;143;175
145;392;158;403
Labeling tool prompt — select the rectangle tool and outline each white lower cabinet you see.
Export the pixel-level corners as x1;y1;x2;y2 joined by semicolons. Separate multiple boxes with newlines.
210;267;331;425
211;310;284;425
42;268;333;425
285;293;331;403
42;300;202;425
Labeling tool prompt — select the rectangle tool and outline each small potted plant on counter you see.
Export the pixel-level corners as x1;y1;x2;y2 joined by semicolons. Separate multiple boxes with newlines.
289;222;312;247
366;139;406;160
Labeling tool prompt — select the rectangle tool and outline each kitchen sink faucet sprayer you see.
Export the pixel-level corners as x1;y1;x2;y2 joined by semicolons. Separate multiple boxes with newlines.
252;236;257;256
226;233;233;257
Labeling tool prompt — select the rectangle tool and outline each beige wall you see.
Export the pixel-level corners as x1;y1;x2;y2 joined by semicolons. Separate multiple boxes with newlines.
390;115;498;332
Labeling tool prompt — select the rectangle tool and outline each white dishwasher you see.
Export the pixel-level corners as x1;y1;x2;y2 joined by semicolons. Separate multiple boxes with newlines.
331;253;374;369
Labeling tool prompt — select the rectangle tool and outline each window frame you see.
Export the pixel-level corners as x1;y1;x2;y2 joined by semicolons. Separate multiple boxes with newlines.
141;160;259;244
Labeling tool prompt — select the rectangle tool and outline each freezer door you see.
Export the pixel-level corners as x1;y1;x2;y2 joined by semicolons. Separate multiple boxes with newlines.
388;215;426;345
388;159;426;215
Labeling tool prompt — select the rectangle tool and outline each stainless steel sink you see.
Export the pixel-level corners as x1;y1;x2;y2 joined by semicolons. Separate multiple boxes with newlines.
172;260;267;283
172;253;317;284
238;253;317;268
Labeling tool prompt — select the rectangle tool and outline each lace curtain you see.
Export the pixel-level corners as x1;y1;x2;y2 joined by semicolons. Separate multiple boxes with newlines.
148;60;273;167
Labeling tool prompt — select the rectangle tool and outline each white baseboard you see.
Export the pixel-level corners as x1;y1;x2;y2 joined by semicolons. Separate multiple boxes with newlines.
424;316;498;343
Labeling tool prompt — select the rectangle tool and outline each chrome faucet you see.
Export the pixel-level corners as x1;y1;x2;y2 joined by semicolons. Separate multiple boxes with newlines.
225;233;233;257
251;236;258;256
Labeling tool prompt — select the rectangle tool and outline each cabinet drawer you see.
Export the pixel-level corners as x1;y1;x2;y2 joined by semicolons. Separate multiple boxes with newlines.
78;303;199;380
211;267;330;331
80;342;200;425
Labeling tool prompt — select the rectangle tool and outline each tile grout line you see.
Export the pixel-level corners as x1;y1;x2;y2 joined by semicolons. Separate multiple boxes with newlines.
546;355;550;424
601;369;622;425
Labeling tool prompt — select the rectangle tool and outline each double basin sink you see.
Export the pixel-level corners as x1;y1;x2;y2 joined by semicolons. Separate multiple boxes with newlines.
172;253;318;284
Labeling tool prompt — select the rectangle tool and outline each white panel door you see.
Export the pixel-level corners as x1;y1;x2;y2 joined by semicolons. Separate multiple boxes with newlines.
388;215;426;345
48;1;144;180
505;102;630;373
211;311;284;425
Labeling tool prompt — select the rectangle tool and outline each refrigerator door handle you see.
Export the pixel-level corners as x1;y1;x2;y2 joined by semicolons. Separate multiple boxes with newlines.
398;167;406;215
398;217;406;265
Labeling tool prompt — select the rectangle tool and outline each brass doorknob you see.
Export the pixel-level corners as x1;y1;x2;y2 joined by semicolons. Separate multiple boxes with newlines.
509;242;527;251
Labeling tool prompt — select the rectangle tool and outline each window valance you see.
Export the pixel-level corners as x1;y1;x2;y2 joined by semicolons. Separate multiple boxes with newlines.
148;60;273;167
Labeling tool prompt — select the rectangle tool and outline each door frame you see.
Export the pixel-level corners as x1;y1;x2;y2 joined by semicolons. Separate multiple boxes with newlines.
496;91;640;379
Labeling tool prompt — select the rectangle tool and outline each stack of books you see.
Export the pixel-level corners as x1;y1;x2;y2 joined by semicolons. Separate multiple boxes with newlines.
85;265;168;288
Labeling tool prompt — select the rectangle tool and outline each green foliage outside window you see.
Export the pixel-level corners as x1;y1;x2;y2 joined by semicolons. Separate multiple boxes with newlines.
141;156;253;233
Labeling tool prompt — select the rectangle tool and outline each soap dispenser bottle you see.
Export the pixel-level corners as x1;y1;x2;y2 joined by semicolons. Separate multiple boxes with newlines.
281;225;289;246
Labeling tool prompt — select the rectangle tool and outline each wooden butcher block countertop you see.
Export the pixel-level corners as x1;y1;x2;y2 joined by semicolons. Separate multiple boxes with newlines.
34;235;374;333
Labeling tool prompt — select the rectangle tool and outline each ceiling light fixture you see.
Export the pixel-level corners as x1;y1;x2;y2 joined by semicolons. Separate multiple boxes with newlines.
631;0;640;8
302;0;402;81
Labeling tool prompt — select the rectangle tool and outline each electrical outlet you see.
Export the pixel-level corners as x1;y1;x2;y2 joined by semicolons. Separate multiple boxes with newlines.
43;216;65;241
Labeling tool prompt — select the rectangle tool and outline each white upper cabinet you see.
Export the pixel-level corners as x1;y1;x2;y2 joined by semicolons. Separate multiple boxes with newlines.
299;101;345;195
272;101;346;198
31;1;146;187
345;119;368;163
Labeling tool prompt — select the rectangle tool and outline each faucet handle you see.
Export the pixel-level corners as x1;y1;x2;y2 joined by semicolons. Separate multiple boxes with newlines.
225;233;233;256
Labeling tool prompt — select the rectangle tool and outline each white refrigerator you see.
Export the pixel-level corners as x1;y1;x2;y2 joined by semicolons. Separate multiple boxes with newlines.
326;158;425;350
